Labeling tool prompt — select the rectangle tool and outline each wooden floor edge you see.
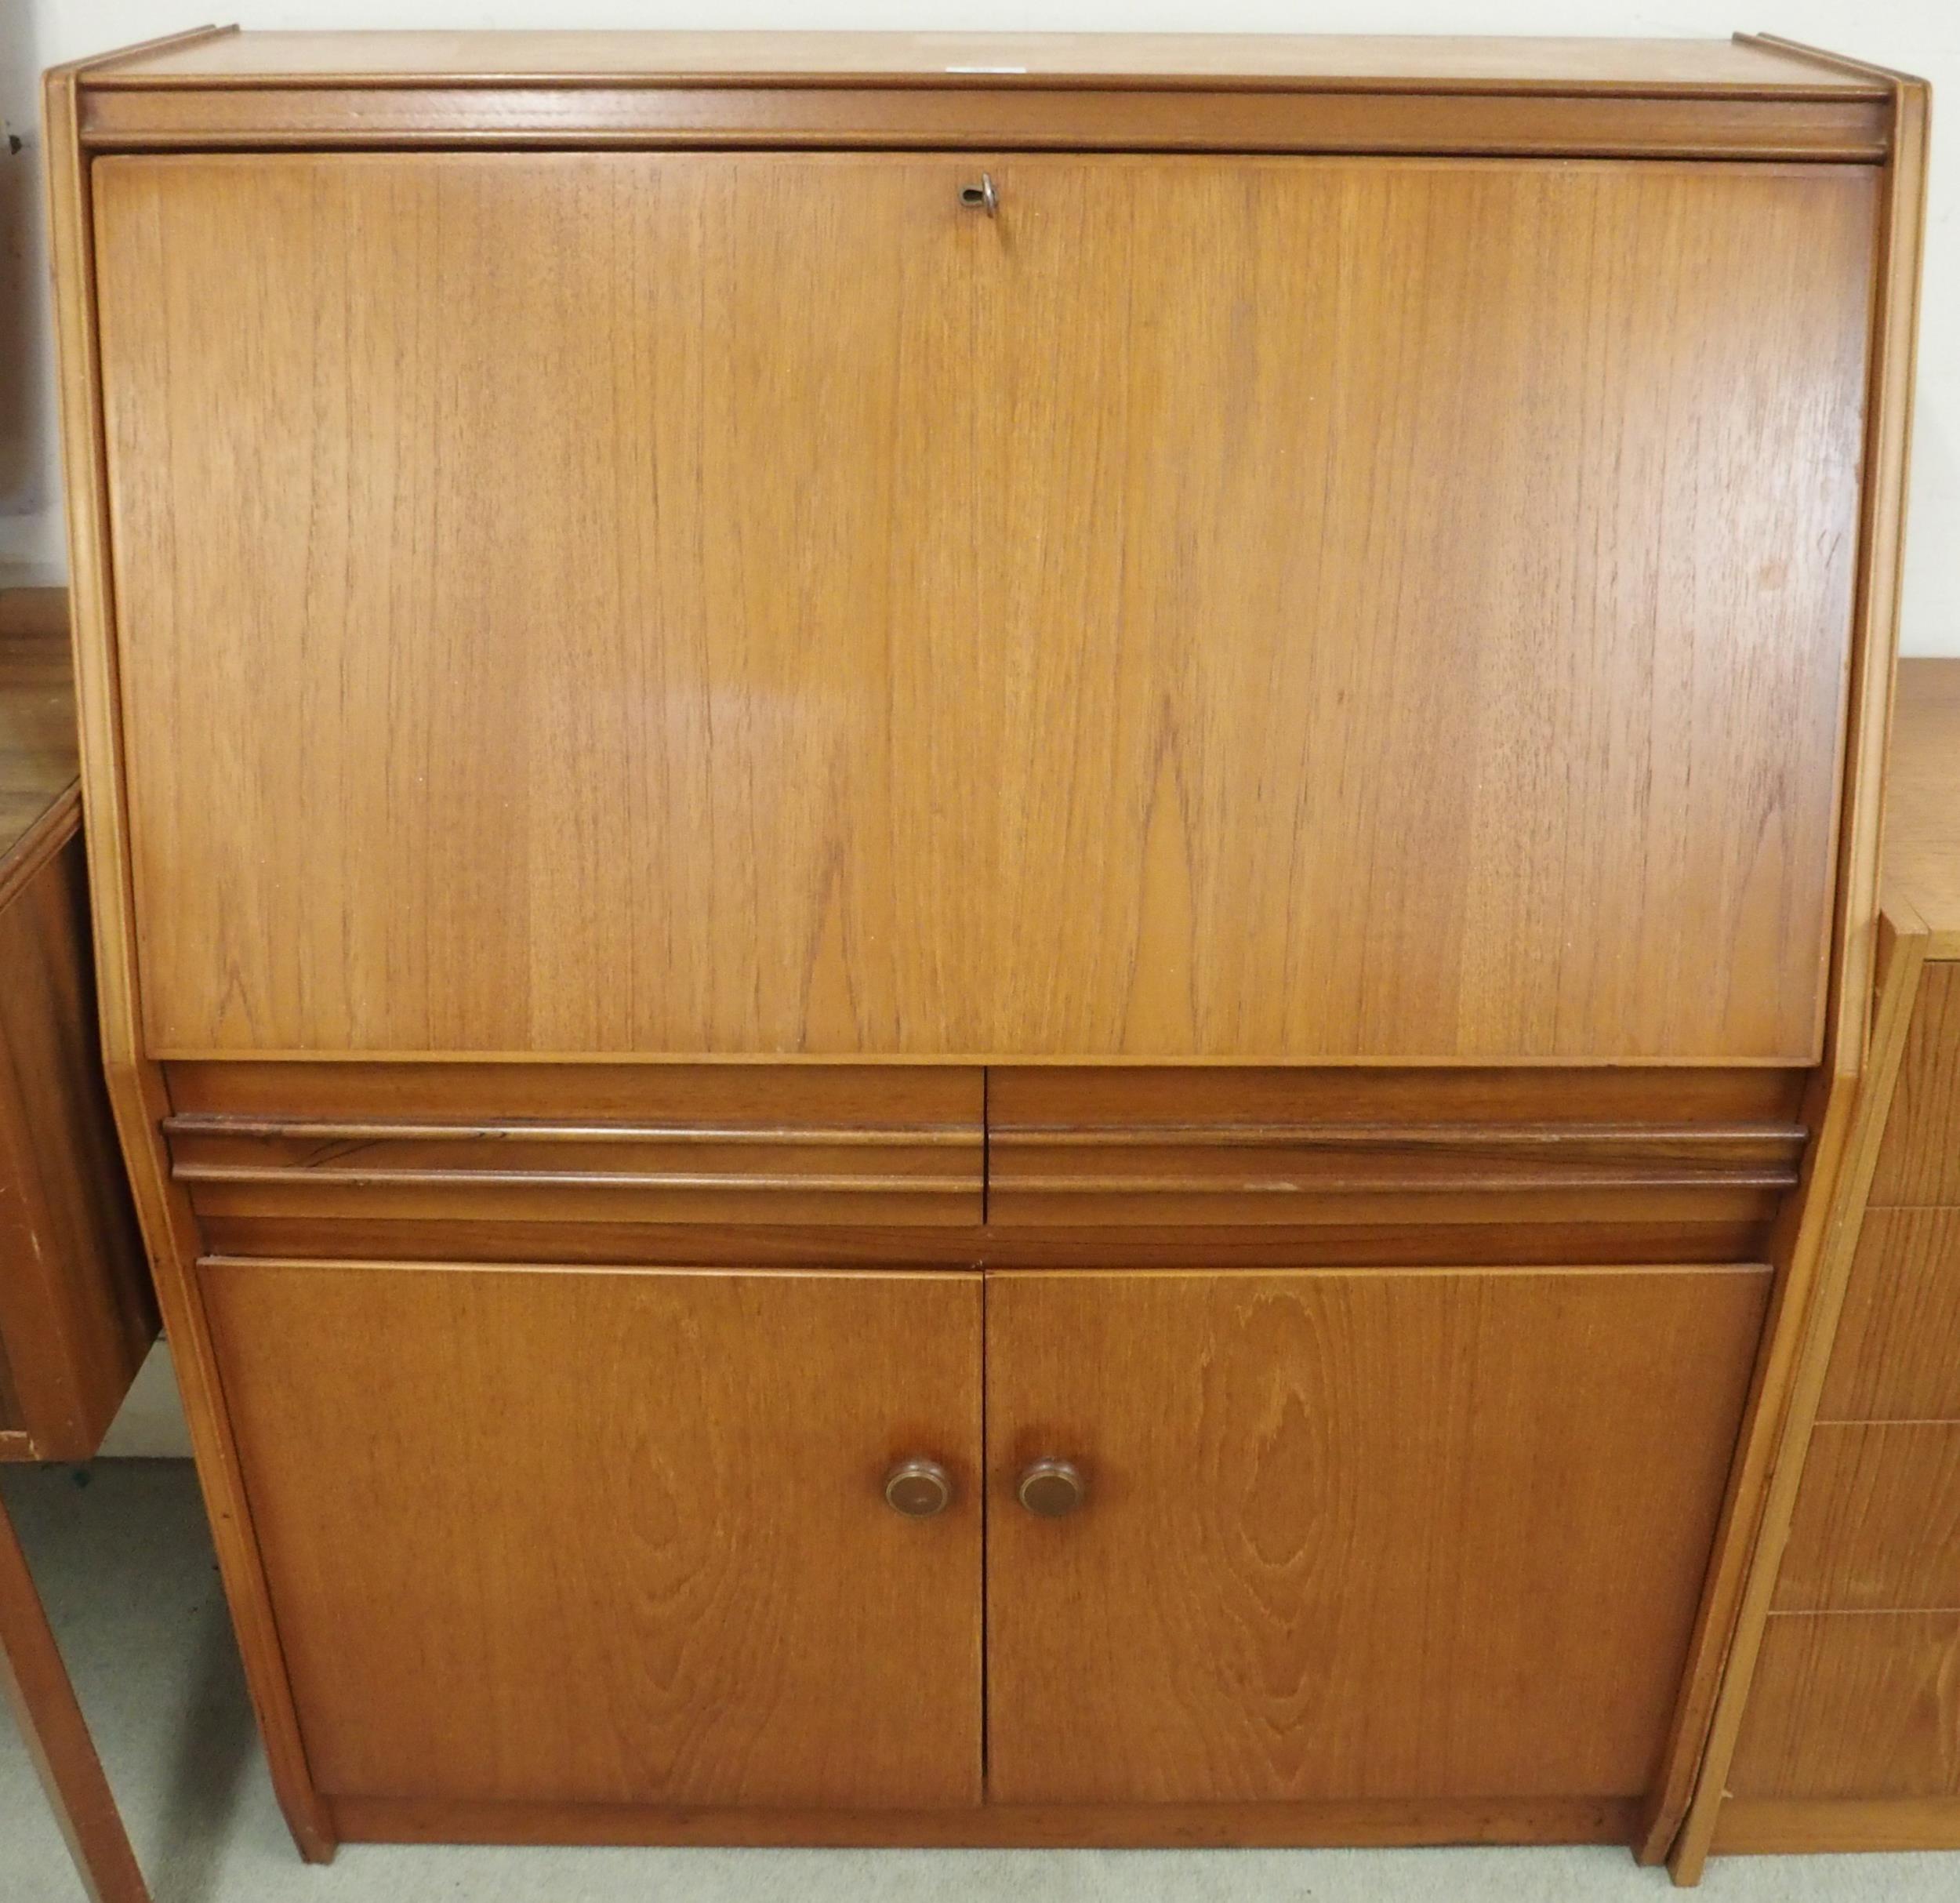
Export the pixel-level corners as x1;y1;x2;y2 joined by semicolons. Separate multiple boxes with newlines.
328;1792;1642;1850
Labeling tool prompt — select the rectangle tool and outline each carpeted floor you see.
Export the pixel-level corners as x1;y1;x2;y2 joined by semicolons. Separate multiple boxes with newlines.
2;1461;1952;1902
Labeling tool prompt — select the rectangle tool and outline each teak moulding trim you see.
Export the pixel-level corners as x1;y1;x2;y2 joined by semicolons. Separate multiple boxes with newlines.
73;86;1890;159
157;1062;1806;1247
69;30;1890;93
187;1218;1779;1274
328;1790;1642;1850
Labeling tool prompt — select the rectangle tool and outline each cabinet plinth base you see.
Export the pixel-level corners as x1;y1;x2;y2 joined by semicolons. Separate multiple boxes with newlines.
328;1794;1640;1851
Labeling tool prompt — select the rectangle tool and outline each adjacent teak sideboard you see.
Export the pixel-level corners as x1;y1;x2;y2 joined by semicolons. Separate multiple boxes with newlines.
43;28;1929;1883
1671;660;1960;1878
0;586;151;1463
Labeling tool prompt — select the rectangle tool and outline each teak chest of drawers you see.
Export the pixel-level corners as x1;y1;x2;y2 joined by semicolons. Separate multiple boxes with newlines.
45;27;1928;1884
1676;662;1960;1877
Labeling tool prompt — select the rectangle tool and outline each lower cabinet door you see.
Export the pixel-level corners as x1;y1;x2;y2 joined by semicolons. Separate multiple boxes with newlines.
985;1266;1769;1806
200;1258;983;1809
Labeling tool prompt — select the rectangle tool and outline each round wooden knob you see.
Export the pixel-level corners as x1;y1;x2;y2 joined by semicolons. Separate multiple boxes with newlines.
1016;1457;1086;1518
884;1458;953;1519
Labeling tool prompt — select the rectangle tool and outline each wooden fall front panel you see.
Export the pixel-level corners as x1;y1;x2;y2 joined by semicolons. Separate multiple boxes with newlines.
46;27;1928;1881
96;152;1872;1063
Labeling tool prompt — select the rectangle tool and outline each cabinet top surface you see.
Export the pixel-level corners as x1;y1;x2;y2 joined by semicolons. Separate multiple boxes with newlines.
83;30;1883;95
1887;659;1960;948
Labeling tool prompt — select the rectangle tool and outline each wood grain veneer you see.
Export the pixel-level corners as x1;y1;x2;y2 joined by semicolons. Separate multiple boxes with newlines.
201;1260;985;1810
79;32;1889;89
45;35;339;1861
1819;1208;1960;1420
0;829;152;1459
0;589;81;866
1884;659;1960;954
1772;1422;1960;1611
1867;963;1960;1204
985;1266;1768;1807
97;152;1872;1064
1650;42;1929;1878
1729;1613;1960;1800
0;590;152;1461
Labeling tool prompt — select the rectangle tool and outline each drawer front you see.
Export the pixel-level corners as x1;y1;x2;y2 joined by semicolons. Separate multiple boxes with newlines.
983;1264;1768;1806
164;1059;1801;1269
165;1061;985;1242
1868;963;1960;1205
1731;1613;1960;1799
1820;1208;1960;1420
1775;1423;1960;1611
98;152;1874;1063
988;1066;1805;1237
201;1258;984;1809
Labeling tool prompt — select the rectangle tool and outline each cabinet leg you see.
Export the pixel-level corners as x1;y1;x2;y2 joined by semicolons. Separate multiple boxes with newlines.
0;1489;151;1903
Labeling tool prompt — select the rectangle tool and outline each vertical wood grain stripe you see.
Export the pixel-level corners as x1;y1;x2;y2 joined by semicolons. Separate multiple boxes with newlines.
43;31;339;1864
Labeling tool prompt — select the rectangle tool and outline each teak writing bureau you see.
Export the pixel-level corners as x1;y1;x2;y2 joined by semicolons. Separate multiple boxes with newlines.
43;27;1927;1882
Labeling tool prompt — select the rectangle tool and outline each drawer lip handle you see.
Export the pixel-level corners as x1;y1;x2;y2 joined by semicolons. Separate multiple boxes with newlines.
1016;1457;1086;1518
884;1458;954;1519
